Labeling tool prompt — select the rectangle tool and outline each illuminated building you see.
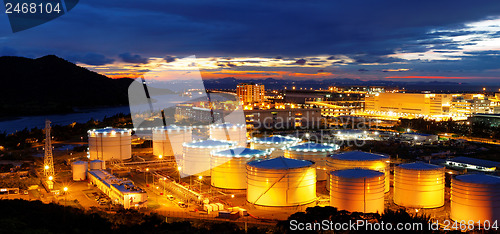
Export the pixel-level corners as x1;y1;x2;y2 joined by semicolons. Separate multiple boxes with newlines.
88;128;132;161
393;162;445;208
364;93;452;119
211;148;270;189
246;157;316;207
326;151;390;192
445;156;498;172
285;142;340;181
400;133;438;144
245;107;322;129
175;105;223;123
451;174;500;222
330;169;385;214
88;170;147;209
469;113;500;127
236;83;265;103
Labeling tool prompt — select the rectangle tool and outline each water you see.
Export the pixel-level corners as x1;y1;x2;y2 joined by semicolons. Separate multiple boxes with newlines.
0;106;130;134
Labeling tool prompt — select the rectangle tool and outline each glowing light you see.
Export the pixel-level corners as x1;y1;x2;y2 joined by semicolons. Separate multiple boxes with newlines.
48;176;53;181
177;166;182;171
198;175;203;180
158;155;163;159
44;165;49;170
231;194;235;198
63;187;68;192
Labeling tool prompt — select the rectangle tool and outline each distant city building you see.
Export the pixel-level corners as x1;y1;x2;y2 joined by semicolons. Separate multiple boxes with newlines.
236;83;265;103
469;113;500;127
401;132;439;144
175;105;223;123
364;93;452;119
245;107;322;129
445;156;499;172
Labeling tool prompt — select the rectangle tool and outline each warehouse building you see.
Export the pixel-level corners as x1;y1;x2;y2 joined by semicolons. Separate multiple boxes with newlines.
88;170;147;209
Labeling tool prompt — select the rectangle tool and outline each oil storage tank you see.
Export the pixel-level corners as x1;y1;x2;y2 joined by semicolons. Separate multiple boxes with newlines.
330;169;385;214
451;174;500;222
246;157;316;207
393;162;444;208
211;148;270;189
153;125;192;158
72;161;88;181
285;142;339;181
326;151;389;192
210;123;247;147
88;127;132;161
182;139;236;176
249;135;300;158
89;159;105;170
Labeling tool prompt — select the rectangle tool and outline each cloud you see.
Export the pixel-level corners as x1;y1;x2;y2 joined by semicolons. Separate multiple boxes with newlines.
0;47;17;56
119;53;149;64
164;56;176;63
68;53;115;66
295;59;307;65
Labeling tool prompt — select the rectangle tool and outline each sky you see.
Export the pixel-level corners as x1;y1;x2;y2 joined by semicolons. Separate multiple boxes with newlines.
2;0;500;84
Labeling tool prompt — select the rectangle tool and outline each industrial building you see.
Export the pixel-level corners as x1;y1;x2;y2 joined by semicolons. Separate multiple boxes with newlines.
72;161;87;181
329;169;385;214
401;132;439;144
88;169;147;209
326;151;390;192
152;125;192;158
365;93;452;119
236;83;265;103
182;139;237;176
88;127;132;161
245;107;322;129
210;148;270;189
209;123;247;147
250;135;300;157
246;157;316;207
445;156;499;172
469;113;500;127
393;162;445;208
285;142;339;181
451;174;500;222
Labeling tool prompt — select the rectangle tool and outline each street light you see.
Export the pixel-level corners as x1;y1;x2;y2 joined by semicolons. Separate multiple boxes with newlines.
63;187;68;206
158;155;163;159
145;168;149;185
163;177;166;195
48;176;53;181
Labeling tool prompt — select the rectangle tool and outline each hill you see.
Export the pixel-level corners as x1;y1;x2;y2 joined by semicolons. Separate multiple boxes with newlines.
0;55;133;117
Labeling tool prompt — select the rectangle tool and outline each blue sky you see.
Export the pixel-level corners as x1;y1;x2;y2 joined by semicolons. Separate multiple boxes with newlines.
2;0;500;83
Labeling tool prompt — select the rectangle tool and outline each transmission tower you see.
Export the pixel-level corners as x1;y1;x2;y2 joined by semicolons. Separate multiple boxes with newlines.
44;120;54;178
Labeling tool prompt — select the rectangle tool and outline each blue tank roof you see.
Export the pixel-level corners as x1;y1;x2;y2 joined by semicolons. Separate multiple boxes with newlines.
329;151;389;161
398;162;443;170
331;169;384;179
247;157;313;169
184;139;236;148
455;174;500;185
212;147;269;158
289;142;339;152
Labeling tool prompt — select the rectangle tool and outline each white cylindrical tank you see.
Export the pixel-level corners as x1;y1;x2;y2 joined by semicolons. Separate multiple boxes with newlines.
182;139;236;176
285;142;339;181
326;151;390;192
153;125;192;158
451;174;500;222
72;161;88;181
249;135;300;158
211;148;270;189
247;157;316;207
89;159;105;170
88;127;132;161
330;169;385;214
393;162;444;208
210;123;247;147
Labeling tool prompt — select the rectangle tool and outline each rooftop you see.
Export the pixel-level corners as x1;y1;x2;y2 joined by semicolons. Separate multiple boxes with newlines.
89;127;131;134
446;156;500;168
88;170;145;194
398;162;443;170
247;157;313;169
331;168;384;179
328;151;389;161
455;174;500;185
212;147;269;158
184;139;236;148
